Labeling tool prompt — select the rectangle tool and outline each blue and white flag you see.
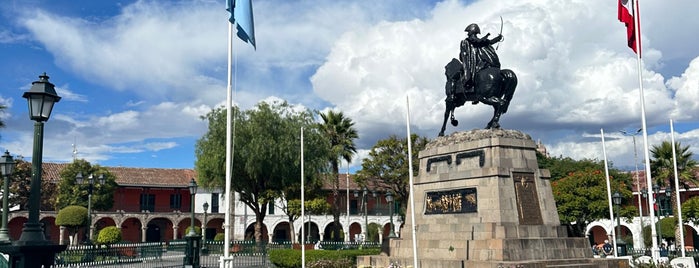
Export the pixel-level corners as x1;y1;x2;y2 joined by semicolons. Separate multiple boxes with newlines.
227;0;256;49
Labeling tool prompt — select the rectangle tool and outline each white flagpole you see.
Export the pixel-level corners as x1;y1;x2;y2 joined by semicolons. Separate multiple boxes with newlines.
301;127;306;268
670;119;685;257
630;0;659;261
406;95;418;268
601;129;617;257
223;18;234;259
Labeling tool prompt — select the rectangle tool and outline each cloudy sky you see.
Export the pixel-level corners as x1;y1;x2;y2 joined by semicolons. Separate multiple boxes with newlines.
0;0;698;172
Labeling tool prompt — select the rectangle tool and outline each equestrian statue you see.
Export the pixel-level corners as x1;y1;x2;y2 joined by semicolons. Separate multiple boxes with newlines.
438;22;517;136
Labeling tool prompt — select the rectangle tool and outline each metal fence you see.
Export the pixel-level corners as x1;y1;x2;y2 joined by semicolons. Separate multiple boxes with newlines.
49;240;381;267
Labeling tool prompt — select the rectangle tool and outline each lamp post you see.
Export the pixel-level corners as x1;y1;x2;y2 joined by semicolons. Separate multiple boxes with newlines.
202;201;209;255
0;151;16;243
183;178;200;268
664;186;672;217
612;191;626;256
385;190;396;238
653;184;662;246
20;73;61;244
0;73;67;267
621;128;642;246
76;172;104;244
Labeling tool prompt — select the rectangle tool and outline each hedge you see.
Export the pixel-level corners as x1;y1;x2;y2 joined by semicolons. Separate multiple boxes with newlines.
268;248;381;268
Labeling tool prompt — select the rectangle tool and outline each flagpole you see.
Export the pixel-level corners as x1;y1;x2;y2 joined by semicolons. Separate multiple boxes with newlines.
670;119;685;257
301;127;306;268
601;129;617;257
223;19;234;259
406;95;418;268
630;0;659;261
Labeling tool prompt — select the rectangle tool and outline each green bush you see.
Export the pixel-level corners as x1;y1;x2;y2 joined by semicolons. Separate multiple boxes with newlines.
214;233;225;241
55;206;88;227
96;226;122;245
268;248;380;268
184;226;202;235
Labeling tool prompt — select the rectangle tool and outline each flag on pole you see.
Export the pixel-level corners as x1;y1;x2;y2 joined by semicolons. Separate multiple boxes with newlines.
618;0;640;55
227;0;256;49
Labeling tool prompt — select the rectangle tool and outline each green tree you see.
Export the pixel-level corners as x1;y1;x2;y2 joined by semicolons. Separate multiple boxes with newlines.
682;196;699;225
195;101;329;243
552;168;635;237
537;152;603;181
96;226;122;245
319;110;358;242
55;159;118;211
56;205;88;245
301;198;331;242
9;159;58;211
650;141;697;243
651;141;697;214
356;134;429;222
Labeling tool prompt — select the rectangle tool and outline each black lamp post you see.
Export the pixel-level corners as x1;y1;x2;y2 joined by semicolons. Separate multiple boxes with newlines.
385;190;396;238
664;186;672;216
0;73;67;267
202;201;209;255
21;73;61;244
653;184;662;245
76;172;104;244
183;178;200;268
362;187;368;242
0;151;16;243
612;191;626;256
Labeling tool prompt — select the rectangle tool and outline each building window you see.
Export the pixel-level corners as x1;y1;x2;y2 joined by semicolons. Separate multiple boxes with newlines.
170;193;182;209
268;203;275;215
212;193;219;213
140;194;155;212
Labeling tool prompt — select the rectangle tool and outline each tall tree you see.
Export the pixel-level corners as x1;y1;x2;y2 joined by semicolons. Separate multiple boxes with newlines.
650;140;698;243
552;168;636;237
9;159;58;211
319;110;358;242
356;134;429;223
195;101;329;243
55;159;118;211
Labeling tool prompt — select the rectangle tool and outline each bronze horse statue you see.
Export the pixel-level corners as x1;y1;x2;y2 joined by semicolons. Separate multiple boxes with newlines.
438;58;517;136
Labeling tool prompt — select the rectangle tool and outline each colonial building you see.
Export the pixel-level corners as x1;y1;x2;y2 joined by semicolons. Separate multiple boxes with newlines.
7;164;397;244
585;170;699;249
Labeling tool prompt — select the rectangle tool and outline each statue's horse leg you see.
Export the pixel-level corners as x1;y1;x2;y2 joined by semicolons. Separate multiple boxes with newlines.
439;100;456;136
478;96;503;129
474;68;505;129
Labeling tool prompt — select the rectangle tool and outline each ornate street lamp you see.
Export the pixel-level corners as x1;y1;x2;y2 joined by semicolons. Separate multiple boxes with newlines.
76;172;104;244
188;178;198;236
664;186;672;216
385;190;396;238
0;151;16;243
183;178;200;268
21;73;61;243
202;201;209;255
612;191;625;256
653;184;662;245
1;73;67;267
363;187;368;242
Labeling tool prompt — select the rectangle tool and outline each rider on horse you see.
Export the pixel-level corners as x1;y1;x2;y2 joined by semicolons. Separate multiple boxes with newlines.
459;23;503;97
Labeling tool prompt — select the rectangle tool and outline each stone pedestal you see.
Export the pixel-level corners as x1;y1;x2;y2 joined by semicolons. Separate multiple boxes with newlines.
358;129;624;268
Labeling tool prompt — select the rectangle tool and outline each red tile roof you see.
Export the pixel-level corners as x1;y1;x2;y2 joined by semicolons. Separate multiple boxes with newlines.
41;163;195;188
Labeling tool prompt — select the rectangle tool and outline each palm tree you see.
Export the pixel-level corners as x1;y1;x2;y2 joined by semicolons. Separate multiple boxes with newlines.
650;140;698;244
319;110;358;242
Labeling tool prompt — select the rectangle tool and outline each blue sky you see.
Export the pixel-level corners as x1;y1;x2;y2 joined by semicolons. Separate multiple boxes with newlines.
1;0;698;172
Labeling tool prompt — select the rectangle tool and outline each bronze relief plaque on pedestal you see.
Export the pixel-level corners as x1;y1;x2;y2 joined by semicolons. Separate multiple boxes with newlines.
513;172;543;225
424;188;477;214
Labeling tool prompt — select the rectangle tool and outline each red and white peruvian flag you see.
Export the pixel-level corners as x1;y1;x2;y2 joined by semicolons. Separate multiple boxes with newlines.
618;0;641;55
